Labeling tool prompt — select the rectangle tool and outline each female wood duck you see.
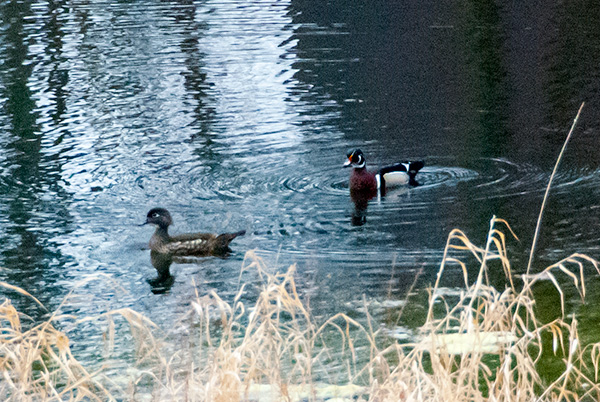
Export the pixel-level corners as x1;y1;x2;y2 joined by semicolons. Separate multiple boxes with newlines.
344;149;424;195
142;208;245;256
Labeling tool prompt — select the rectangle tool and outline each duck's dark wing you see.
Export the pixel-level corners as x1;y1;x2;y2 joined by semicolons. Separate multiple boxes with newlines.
378;160;424;188
379;161;424;176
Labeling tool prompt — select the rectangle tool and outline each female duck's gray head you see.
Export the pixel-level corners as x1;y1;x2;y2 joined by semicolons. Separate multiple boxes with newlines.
144;207;173;229
344;149;366;169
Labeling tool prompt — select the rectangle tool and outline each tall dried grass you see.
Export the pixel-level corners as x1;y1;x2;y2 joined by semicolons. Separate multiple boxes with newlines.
0;287;113;401
2;218;600;401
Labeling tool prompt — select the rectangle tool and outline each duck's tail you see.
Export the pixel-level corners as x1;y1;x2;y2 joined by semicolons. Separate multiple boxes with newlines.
215;230;246;252
407;160;424;186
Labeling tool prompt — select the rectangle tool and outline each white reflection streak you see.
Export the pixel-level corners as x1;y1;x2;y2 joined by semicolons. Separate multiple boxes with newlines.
200;0;299;156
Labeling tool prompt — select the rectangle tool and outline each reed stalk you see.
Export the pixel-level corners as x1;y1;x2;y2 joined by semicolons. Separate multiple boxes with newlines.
526;102;585;275
2;229;600;401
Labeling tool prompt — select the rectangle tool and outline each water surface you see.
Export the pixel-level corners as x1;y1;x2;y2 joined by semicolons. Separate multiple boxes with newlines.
1;0;600;376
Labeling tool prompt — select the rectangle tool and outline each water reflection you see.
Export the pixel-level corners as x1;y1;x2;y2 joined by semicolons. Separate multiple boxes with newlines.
0;0;73;315
459;0;510;162
148;250;175;294
350;191;370;226
162;0;215;136
147;248;243;295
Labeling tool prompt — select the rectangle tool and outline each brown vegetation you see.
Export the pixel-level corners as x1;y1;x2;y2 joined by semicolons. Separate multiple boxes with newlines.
2;217;600;401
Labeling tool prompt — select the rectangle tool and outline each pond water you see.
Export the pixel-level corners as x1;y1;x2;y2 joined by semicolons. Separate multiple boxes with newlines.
1;0;600;377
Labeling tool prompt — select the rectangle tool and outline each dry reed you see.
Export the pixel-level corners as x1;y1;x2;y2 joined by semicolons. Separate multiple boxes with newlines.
1;219;600;402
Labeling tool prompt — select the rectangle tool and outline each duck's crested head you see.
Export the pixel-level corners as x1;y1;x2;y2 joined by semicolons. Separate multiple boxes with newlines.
344;148;366;169
144;207;173;228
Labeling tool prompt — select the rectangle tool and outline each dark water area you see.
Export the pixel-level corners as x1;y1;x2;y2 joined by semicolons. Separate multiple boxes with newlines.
1;0;600;374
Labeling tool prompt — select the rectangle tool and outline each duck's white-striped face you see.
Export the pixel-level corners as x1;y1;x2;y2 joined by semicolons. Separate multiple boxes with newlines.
344;149;366;169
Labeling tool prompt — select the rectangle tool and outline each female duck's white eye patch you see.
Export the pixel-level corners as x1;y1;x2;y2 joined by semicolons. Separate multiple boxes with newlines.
152;213;160;218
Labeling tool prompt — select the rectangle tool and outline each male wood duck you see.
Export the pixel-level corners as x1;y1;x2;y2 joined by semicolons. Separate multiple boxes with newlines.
142;208;245;256
344;149;424;194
